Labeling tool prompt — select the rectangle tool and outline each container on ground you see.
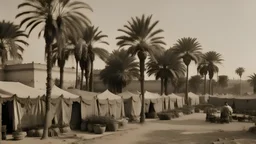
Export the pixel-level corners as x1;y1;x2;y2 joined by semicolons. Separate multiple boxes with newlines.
93;124;106;134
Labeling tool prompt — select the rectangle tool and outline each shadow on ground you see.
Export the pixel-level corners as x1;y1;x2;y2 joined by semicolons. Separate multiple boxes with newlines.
136;130;256;144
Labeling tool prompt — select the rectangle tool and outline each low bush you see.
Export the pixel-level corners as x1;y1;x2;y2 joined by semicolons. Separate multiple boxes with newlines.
195;108;200;113
157;112;172;120
86;115;115;125
182;106;195;115
146;112;158;119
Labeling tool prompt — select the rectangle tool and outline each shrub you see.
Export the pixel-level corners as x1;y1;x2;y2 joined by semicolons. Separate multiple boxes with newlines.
157;112;172;120
195;108;200;113
86;115;116;126
182;106;195;115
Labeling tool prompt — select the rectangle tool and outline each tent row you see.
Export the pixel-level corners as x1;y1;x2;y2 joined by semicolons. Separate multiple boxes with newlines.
0;82;124;132
0;81;201;133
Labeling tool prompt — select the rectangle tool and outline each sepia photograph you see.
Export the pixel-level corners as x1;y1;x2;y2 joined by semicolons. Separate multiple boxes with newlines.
0;0;256;143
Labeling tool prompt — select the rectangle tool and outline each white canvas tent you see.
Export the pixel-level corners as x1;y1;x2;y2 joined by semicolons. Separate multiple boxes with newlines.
65;89;99;129
37;85;80;127
162;94;175;111
144;91;163;113
188;92;200;105
199;94;210;104
0;81;46;131
97;90;125;119
168;93;184;108
118;91;141;120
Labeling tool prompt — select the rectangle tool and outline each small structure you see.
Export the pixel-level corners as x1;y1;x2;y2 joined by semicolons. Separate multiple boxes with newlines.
168;93;184;108
96;90;125;119
118;91;141;120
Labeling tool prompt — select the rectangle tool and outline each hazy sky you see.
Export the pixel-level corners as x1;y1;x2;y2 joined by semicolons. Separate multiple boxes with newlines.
0;0;255;80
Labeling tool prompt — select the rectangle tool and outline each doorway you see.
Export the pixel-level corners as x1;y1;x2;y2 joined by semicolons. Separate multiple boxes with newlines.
2;101;14;134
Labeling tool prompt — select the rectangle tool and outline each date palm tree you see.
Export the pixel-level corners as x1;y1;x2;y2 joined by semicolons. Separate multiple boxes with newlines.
147;48;186;95
203;51;223;95
82;26;109;91
73;38;87;89
52;44;73;88
0;20;28;66
172;37;202;105
248;73;256;94
100;49;139;93
116;14;166;123
197;60;208;95
16;0;92;139
235;67;245;96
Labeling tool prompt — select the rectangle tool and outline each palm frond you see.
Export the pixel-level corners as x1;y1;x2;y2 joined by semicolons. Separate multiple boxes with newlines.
116;14;165;57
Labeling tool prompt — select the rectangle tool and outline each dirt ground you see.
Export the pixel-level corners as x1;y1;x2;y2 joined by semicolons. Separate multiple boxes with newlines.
3;113;256;144
77;113;256;144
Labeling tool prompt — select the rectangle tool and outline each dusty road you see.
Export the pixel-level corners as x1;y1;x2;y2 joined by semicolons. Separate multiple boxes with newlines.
3;113;256;144
77;113;256;144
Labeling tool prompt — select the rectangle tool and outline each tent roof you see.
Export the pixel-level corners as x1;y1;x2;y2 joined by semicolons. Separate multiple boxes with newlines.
145;91;161;99
0;81;45;98
118;91;139;99
65;89;98;100
168;93;183;99
188;92;199;98
97;89;121;100
37;85;79;99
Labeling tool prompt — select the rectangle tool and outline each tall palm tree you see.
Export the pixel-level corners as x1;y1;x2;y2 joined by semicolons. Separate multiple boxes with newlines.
116;14;166;123
248;73;256;94
0;20;28;66
74;38;87;89
172;37;202;105
82;26;109;91
203;51;223;95
100;49;139;93
235;67;245;96
147;48;186;95
16;0;92;139
52;45;73;88
197;60;208;94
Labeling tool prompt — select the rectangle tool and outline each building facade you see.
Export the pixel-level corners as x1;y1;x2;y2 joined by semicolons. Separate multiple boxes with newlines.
0;63;171;93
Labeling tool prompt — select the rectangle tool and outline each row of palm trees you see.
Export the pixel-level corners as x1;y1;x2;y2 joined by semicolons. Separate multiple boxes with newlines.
0;0;230;140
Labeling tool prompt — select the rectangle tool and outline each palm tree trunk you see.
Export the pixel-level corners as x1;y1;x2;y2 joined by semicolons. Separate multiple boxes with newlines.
80;69;84;90
208;79;212;95
240;77;242;96
254;85;256;94
185;65;189;105
138;51;146;123
75;61;79;89
59;60;65;89
160;78;164;95
164;78;168;95
204;74;207;95
59;66;64;88
89;60;94;92
85;70;90;91
42;43;53;140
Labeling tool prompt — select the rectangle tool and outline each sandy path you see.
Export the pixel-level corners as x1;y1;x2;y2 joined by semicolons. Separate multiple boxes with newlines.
3;113;256;144
79;113;256;144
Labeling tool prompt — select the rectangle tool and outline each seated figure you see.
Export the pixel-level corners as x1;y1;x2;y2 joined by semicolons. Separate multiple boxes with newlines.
220;102;233;123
